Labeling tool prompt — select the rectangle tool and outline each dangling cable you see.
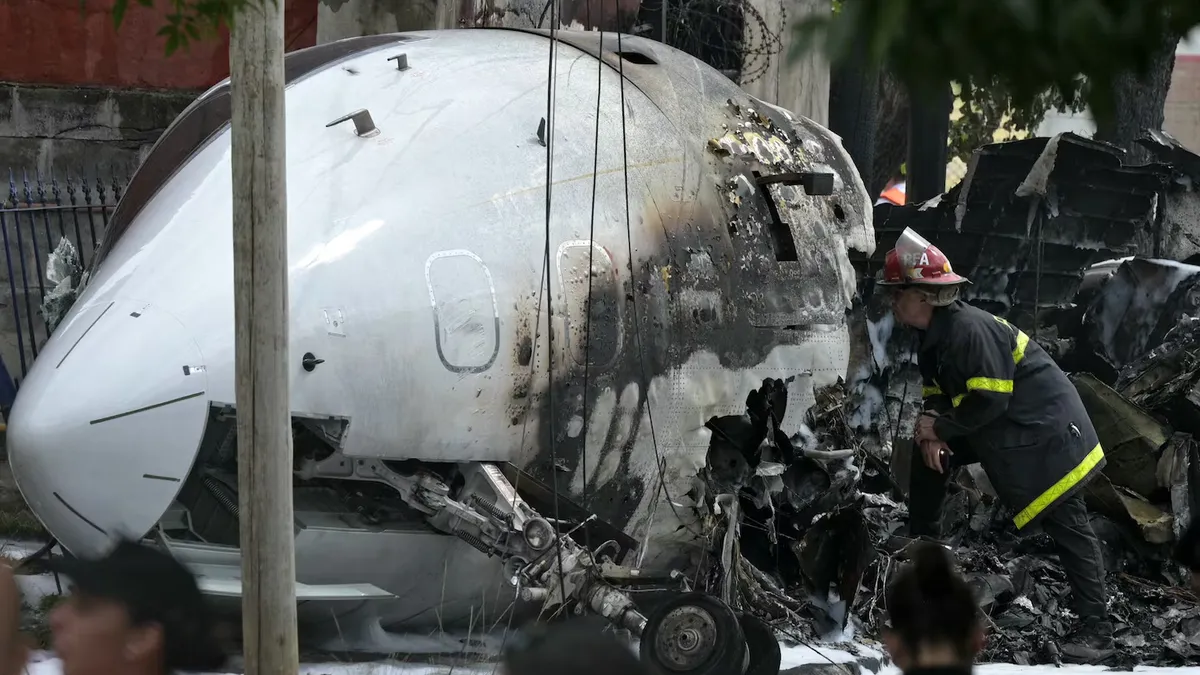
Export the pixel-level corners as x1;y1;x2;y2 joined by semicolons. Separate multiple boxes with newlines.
579;30;605;557
542;4;570;609
614;32;704;559
493;19;564;670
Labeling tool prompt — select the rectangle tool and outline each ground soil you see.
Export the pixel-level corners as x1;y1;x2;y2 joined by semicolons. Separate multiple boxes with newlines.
0;459;46;541
0;447;55;647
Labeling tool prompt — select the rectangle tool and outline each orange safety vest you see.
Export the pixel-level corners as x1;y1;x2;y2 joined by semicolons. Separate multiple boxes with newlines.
879;182;906;206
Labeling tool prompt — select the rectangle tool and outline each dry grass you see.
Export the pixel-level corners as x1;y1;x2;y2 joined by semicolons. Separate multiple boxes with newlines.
0;455;47;540
0;508;46;540
22;593;59;649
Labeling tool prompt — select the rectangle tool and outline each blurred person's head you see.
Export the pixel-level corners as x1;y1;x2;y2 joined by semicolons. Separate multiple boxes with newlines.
0;563;29;675
883;542;983;671
47;539;225;675
503;617;648;675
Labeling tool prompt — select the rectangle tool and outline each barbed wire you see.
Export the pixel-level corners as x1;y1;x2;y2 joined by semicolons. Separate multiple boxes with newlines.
470;0;786;85
663;0;784;84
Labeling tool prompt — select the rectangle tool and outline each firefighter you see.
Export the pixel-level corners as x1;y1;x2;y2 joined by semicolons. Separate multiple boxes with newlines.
878;228;1113;660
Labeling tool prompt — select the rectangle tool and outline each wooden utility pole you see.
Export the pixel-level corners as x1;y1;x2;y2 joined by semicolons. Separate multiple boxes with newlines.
229;1;299;674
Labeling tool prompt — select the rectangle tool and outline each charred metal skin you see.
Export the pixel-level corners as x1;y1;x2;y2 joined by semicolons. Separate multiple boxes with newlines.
5;27;871;644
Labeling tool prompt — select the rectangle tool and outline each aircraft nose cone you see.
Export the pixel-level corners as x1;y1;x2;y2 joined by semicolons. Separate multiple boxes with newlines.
7;300;208;556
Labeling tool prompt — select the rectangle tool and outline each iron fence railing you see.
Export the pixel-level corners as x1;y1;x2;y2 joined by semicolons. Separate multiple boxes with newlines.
0;169;127;384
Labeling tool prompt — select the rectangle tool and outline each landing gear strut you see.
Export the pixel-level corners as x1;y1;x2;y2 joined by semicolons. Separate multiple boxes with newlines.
319;456;777;674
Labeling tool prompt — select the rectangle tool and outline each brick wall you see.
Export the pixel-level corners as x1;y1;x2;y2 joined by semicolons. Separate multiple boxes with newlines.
0;0;319;91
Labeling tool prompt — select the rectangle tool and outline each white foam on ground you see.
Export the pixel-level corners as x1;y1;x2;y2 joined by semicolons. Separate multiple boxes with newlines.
0;541;45;562
780;642;873;667
14;573;59;604
17;651;1200;675
975;667;1200;675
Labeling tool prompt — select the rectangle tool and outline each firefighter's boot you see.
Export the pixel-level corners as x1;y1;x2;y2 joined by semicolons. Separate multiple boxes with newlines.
1061;617;1115;663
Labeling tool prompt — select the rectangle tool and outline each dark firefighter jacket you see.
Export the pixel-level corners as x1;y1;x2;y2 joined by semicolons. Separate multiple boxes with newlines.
919;300;1106;530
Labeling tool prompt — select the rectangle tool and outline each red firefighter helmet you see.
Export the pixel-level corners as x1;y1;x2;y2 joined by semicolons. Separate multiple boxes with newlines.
878;228;969;286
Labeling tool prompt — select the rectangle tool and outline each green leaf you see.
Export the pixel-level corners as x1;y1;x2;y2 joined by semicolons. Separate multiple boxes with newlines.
112;0;128;28
791;0;1200;154
788;15;833;64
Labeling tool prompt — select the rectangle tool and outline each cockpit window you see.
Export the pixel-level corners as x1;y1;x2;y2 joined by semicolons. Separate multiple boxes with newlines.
90;34;418;270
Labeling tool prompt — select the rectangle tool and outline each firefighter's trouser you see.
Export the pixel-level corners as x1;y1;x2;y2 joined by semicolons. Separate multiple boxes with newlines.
908;442;1109;618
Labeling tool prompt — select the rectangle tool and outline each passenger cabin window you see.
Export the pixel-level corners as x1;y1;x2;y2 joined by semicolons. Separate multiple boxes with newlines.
90;34;417;271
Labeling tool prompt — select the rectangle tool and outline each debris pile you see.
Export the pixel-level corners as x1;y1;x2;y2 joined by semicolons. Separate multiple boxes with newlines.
704;373;1199;667
697;130;1200;667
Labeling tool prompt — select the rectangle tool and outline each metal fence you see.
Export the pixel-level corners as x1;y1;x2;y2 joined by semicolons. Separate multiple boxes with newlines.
0;170;126;383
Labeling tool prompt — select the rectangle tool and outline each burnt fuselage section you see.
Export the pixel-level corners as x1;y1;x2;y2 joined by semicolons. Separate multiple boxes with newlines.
6;28;872;631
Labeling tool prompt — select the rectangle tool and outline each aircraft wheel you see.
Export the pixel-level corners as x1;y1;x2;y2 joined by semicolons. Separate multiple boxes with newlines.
738;613;781;675
640;592;746;675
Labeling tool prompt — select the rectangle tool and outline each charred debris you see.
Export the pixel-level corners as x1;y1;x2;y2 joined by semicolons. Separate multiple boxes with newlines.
693;131;1200;666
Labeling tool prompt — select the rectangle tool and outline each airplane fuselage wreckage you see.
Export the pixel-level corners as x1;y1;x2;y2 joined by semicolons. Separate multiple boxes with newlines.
6;28;873;674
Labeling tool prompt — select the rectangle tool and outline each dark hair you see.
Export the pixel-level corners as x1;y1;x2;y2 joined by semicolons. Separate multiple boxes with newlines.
503;617;648;675
44;539;226;672
885;542;980;658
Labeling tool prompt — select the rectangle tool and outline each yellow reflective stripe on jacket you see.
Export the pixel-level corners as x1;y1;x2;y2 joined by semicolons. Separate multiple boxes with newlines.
1013;330;1029;364
993;315;1030;365
950;378;1014;407
966;377;1013;394
923;385;943;397
1012;443;1105;529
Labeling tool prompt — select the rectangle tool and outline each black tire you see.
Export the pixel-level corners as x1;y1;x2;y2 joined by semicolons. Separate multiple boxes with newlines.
738;613;781;675
639;592;747;675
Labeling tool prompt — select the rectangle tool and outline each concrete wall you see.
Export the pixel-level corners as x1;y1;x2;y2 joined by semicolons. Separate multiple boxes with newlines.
0;0;319;385
737;0;829;126
316;0;641;40
0;0;321;169
316;0;829;125
0;0;322;171
0;84;196;174
318;0;465;38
